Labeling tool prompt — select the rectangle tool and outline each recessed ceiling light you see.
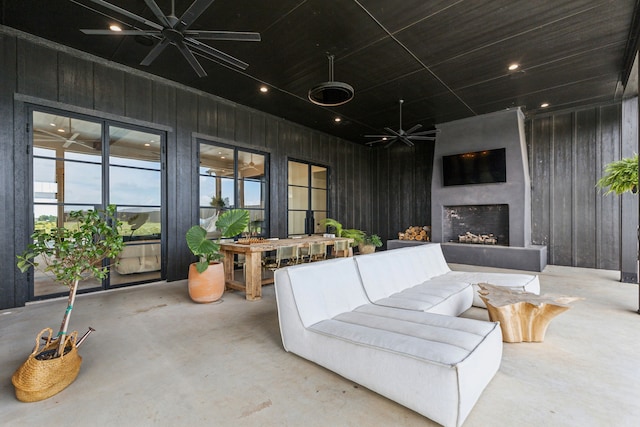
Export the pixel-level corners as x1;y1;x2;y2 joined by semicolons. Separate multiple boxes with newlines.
540;102;550;108
221;156;226;159
109;25;122;32
57;128;65;133
144;143;150;147
259;86;268;93
508;63;519;71
334;117;341;123
49;123;56;127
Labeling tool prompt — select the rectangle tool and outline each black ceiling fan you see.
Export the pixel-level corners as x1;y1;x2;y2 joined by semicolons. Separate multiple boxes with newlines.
80;0;261;77
365;99;438;148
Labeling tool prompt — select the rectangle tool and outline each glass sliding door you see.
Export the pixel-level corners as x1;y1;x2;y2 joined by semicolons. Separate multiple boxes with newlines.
30;109;164;299
198;142;268;238
108;125;163;286
287;160;328;236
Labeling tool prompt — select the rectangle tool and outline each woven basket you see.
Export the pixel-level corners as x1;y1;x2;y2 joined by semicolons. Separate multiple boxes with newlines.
12;328;82;402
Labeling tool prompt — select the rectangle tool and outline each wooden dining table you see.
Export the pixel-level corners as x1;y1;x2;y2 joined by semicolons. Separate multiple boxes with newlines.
220;236;353;301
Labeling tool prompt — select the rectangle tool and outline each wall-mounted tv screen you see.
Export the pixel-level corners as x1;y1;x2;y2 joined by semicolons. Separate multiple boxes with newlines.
442;148;506;186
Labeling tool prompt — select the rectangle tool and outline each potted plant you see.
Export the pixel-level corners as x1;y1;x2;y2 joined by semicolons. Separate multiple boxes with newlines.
185;208;249;303
358;233;383;254
596;153;638;195
14;205;123;401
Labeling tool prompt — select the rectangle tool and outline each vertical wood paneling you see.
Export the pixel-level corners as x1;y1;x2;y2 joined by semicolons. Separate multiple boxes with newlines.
0;33;17;309
574;109;598;267
197;95;217;135
94;64;125;115
528;103;624;270
57;52;93;109
216;101;235;140
551;113;574;265
250;112;266;148
17;39;57;99
124;73;152;122
234;108;251;143
598;105;621;270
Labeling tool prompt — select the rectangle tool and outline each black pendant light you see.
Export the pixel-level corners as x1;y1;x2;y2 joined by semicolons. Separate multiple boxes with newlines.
308;55;354;106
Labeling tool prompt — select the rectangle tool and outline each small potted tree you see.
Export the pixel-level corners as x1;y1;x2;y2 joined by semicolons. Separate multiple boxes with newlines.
14;205;123;402
185;209;249;303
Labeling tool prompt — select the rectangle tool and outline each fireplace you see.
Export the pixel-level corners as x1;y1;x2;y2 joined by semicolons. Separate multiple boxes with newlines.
442;204;509;246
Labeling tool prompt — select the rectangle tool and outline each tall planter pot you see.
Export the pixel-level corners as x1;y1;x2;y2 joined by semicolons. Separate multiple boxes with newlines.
358;244;376;255
188;262;225;303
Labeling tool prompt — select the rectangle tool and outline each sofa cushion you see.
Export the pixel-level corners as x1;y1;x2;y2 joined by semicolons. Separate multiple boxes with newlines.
285;257;370;328
439;271;540;307
371;280;472;316
355;243;451;302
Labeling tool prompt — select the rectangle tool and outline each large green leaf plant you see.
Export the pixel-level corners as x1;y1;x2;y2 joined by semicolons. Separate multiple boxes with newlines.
17;205;123;357
186;209;250;273
597;154;639;195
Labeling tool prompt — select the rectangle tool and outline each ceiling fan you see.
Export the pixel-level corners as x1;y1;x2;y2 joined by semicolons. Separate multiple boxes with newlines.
80;0;261;77
364;99;438;148
240;154;260;174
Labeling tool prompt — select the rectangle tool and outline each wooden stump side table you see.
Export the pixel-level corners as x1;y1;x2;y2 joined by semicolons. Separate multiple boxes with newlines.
477;283;583;343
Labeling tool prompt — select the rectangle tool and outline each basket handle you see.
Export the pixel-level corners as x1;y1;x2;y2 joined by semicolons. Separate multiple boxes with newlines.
31;327;54;355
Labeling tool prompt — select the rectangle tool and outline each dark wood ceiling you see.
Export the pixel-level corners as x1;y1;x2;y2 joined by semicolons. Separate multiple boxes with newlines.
2;0;639;144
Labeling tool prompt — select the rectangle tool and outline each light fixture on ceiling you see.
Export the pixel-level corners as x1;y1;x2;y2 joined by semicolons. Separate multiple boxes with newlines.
334;117;342;123
540;102;550;108
508;63;519;71
308;54;354;107
109;24;122;32
259;85;268;93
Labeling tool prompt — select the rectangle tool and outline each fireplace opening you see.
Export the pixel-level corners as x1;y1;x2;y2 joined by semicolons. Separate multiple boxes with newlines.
443;204;509;246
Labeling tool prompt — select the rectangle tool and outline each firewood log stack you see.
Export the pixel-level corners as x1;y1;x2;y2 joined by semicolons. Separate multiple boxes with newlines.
398;226;430;241
458;232;497;245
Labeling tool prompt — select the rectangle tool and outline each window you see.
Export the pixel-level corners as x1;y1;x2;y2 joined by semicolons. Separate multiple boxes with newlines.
288;160;328;235
198;142;268;237
30;109;165;298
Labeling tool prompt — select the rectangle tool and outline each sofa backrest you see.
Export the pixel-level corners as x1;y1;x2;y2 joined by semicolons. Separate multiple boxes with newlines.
354;243;451;302
280;257;370;328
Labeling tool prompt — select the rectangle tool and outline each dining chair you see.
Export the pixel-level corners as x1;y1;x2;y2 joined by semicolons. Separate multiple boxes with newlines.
264;245;299;271
332;240;350;258
306;241;327;262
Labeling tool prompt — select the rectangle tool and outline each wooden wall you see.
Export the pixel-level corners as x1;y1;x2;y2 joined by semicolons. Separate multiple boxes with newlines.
0;29;372;308
526;103;627;270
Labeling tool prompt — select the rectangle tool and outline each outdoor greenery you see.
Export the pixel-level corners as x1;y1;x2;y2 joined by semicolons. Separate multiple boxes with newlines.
323;218;381;247
17;205;123;357
361;233;383;247
596;154;639;195
186;209;250;273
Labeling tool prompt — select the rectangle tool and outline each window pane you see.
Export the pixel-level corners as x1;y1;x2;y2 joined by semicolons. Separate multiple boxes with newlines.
311;165;327;189
288;211;306;235
238;152;265;179
117;207;161;239
64;161;102;204
200;145;234;176
311;188;327;211
241;179;264;208
313;211;327;234
288;186;308;210
288;161;308;186
110;166;160;205
248;210;265;236
109;126;161;168
32;112;102;160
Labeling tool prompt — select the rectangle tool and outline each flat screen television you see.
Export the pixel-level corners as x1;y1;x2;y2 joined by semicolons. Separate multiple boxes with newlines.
442;148;506;186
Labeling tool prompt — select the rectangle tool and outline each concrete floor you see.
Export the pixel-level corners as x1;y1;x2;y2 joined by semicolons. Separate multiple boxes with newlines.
1;264;639;427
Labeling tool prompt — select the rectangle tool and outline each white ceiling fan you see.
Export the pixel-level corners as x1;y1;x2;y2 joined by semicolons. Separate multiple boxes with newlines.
364;99;438;148
79;0;261;77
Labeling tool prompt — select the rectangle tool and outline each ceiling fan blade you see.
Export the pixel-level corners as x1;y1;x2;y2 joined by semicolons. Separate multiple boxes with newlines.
384;138;400;149
80;29;161;36
176;0;216;32
63;132;81;148
365;138;389;146
383;127;403;138
400;137;415;147
406;136;437;141
176;41;207;77
364;134;393;138
140;38;171;66
88;0;163;30
143;0;171;28
184;30;261;42
405;124;422;134
186;38;249;69
411;129;439;136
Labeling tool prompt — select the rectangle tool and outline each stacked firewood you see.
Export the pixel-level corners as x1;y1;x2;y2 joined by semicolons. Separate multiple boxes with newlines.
458;232;497;245
398;226;430;241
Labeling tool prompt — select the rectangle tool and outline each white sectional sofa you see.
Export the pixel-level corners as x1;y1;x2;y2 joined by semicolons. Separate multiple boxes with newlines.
275;243;541;426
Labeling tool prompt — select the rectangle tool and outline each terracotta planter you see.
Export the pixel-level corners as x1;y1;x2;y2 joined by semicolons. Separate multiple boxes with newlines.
359;244;376;255
188;262;225;303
